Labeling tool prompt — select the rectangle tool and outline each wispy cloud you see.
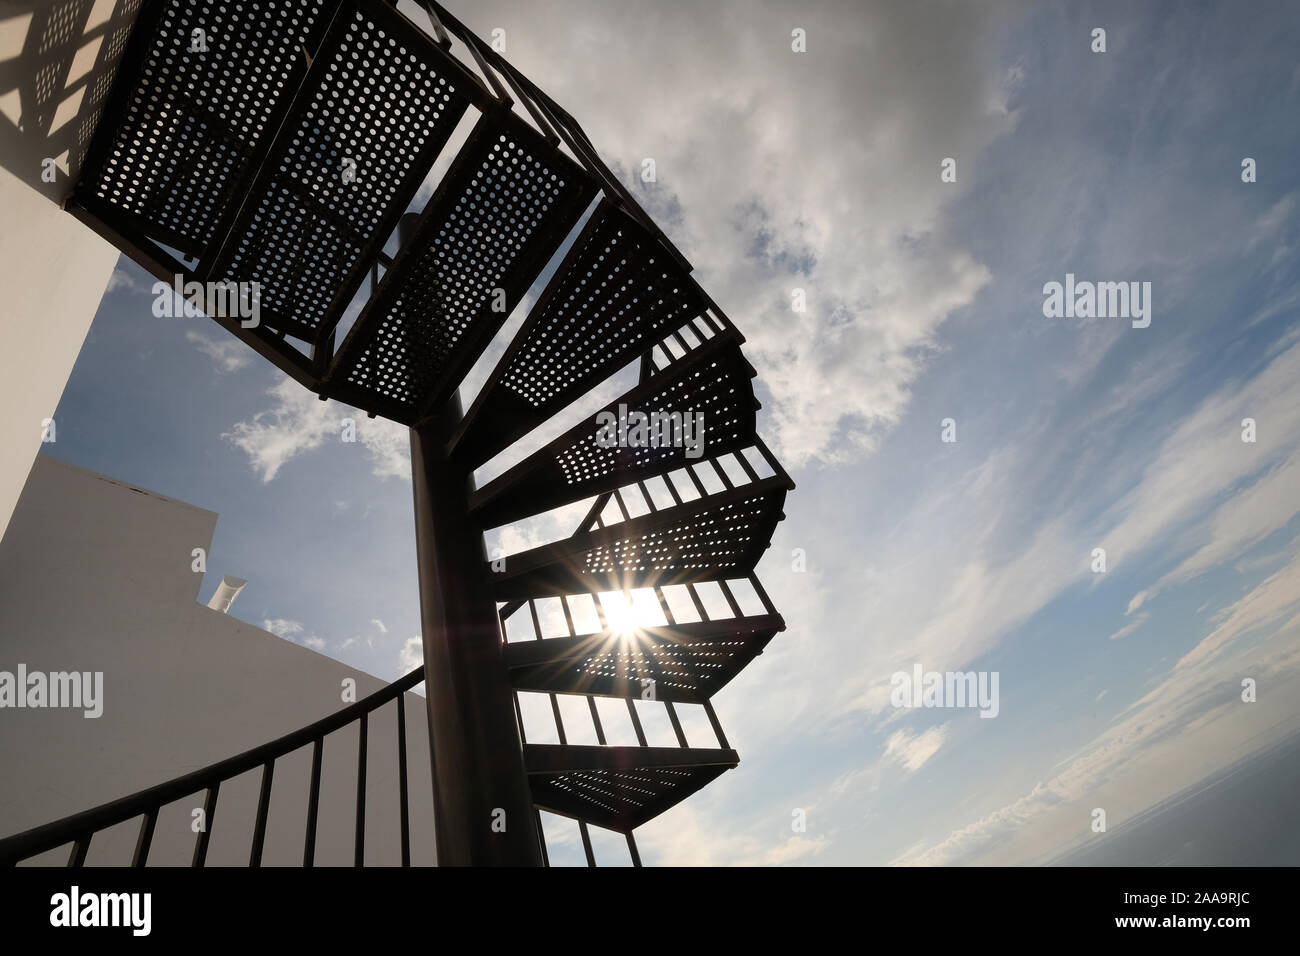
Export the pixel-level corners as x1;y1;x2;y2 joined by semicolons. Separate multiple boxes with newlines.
643;804;830;866
223;375;411;482
261;618;302;639
884;725;949;772
1106;613;1148;642
398;636;426;695
340;618;389;654
894;555;1300;866
106;265;147;294
485;0;1023;467
399;636;423;675
186;330;252;373
262;617;327;652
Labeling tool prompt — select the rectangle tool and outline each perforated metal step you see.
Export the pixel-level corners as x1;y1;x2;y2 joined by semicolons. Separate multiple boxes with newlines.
77;0;336;257
489;476;791;600
452;198;711;465
470;333;758;528
525;744;737;832
506;614;783;702
203;1;482;341
323;110;597;420
73;0;497;373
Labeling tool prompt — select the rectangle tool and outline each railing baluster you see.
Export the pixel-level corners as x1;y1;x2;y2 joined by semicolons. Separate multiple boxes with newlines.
663;471;685;507
655;586;676;625
587;696;607;745
579;820;596;867
559;594;577;638
529;599;568;745
462;35;513;106
636;479;657;514
549;694;568;746
625;698;648;747
735;448;763;484
684;463;709;498
67;835;90;867
419;0;453;50
535;809;550;867
712;457;735;489
131;808;158;867
685;582;710;622
717;578;745;619
703;700;730;750
494;58;559;144
513;691;528;744
355;712;368;867
249;759;274;867
528;598;544;639
303;738;322;867
0;668;425;868
192;783;219;867
664;701;689;748
396;696;410;868
748;573;778;616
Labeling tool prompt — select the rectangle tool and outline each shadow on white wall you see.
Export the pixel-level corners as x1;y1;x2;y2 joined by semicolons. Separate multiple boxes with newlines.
0;0;142;202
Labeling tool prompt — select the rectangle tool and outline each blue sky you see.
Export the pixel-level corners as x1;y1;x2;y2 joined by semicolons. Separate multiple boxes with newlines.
43;0;1300;864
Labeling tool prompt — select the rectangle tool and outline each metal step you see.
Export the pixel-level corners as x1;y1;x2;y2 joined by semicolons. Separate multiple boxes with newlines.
77;0;494;349
76;0;338;258
451;198;715;465
506;613;783;702
470;332;758;527
524;744;737;832
322;109;596;421
201;1;482;343
488;475;791;600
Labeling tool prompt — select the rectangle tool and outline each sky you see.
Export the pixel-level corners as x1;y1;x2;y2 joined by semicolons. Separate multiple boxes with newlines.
39;0;1300;865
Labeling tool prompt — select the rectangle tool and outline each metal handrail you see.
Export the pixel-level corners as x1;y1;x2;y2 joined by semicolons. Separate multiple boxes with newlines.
0;666;426;867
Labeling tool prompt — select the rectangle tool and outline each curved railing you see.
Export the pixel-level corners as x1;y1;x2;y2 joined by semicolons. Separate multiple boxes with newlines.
0;666;425;868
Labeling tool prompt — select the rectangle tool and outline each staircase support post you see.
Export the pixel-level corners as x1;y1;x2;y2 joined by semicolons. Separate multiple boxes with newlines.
410;393;543;866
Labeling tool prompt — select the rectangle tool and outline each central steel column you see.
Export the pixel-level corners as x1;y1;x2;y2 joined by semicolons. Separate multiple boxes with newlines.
399;204;539;866
410;393;543;866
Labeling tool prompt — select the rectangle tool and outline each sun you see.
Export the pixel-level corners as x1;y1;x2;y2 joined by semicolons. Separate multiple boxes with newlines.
600;594;641;641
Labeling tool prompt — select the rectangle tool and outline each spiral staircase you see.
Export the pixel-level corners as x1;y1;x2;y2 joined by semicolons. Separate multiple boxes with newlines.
0;0;793;867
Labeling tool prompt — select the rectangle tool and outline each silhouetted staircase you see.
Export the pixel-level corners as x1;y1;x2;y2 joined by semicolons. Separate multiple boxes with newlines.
5;0;794;866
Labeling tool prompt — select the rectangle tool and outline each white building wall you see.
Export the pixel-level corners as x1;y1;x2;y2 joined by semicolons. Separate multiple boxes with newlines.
0;0;140;541
0;168;118;548
0;455;436;866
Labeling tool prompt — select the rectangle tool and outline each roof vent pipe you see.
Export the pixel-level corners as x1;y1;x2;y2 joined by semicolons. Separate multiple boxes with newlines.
206;575;248;614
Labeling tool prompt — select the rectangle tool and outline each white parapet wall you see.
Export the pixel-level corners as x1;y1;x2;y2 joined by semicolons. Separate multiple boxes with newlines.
0;455;436;865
